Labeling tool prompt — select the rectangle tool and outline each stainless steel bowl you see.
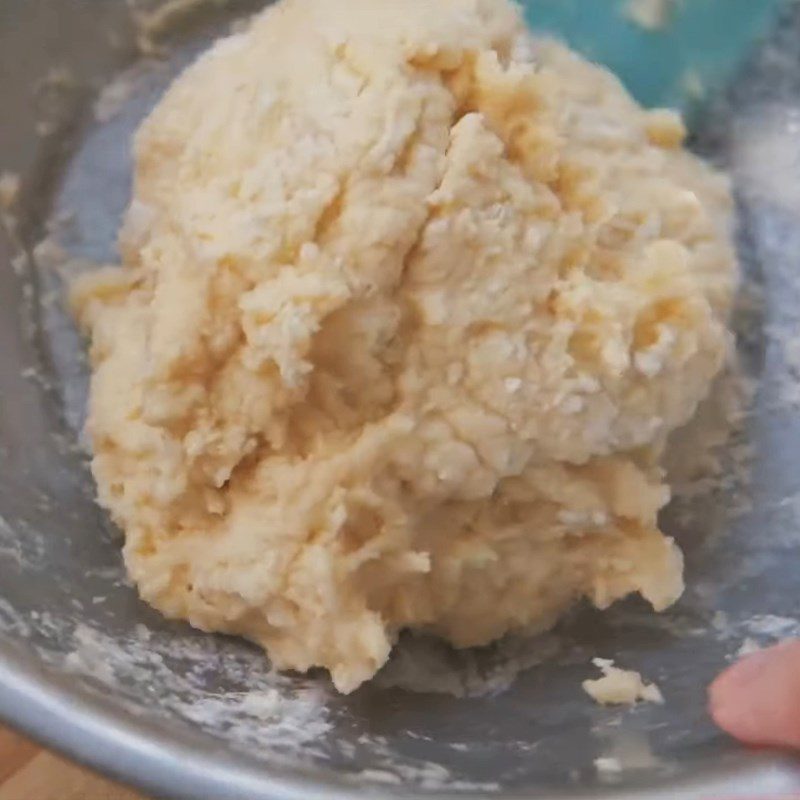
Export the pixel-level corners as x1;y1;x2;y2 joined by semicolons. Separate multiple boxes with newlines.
3;2;800;798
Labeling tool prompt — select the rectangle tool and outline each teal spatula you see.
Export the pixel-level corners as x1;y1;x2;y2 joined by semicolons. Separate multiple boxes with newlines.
523;0;785;114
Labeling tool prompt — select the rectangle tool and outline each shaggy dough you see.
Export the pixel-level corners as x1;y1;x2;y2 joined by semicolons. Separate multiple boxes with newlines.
72;0;737;692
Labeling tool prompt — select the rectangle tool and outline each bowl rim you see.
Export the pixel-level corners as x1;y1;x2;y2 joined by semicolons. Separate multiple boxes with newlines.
2;635;800;800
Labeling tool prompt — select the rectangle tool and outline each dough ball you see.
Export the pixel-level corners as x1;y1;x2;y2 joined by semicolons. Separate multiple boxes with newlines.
73;0;737;692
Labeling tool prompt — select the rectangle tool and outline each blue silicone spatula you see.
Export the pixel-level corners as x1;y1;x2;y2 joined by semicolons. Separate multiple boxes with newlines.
523;0;785;115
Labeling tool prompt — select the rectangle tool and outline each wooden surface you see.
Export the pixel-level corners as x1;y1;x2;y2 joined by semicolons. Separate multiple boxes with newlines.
0;725;144;800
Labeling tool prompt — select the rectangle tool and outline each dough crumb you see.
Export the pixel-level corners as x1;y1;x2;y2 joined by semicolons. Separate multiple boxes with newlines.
0;171;20;211
583;658;664;706
623;0;677;31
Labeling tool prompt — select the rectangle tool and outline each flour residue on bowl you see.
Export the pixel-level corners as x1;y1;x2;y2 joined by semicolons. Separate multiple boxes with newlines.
48;620;334;760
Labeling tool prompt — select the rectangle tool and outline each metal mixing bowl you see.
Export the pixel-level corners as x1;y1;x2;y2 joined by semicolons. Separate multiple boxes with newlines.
3;2;800;798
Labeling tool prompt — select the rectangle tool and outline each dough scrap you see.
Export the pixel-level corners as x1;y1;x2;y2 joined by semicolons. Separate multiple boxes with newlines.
583;658;664;705
72;0;737;692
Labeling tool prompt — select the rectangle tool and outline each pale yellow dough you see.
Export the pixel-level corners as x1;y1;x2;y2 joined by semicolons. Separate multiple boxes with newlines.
72;0;737;692
583;658;664;705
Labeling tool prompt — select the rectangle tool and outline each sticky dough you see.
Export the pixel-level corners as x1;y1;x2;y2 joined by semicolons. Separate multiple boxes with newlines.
72;0;737;692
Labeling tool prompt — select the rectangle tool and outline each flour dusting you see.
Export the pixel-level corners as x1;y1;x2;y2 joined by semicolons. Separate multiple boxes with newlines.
34;618;334;762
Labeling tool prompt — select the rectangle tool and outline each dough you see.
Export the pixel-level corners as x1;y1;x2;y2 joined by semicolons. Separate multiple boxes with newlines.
583;658;664;705
72;0;737;692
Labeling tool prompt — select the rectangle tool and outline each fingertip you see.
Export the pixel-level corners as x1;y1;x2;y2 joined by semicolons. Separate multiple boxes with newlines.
708;640;800;749
708;680;756;744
